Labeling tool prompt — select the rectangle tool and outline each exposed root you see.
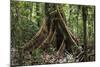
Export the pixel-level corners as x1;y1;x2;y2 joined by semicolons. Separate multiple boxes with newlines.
22;5;80;60
57;6;78;47
57;40;65;55
23;18;47;51
33;18;46;39
50;30;56;43
39;24;53;47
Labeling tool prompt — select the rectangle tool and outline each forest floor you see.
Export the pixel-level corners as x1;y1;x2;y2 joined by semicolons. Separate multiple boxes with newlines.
11;47;76;66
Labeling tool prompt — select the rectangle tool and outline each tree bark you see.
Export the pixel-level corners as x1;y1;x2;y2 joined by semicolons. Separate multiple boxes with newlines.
23;3;79;56
82;6;88;61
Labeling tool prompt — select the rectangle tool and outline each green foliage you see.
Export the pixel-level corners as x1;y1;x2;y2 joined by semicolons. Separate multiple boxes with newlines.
11;1;42;48
11;1;95;65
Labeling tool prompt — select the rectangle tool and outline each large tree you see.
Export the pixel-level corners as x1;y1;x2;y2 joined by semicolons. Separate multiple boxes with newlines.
23;3;80;57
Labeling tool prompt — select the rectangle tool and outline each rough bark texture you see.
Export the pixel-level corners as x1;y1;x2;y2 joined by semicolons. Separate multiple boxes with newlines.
23;3;79;54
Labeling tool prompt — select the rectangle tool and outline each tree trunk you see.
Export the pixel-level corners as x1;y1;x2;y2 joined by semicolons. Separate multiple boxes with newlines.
82;6;88;61
23;3;80;57
36;3;40;27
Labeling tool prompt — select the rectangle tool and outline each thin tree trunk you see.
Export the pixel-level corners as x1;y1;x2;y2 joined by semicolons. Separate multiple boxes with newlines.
36;3;40;27
93;6;95;61
82;6;88;61
30;3;33;22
